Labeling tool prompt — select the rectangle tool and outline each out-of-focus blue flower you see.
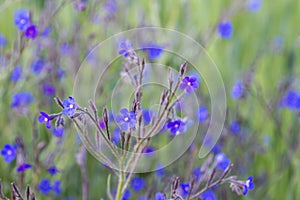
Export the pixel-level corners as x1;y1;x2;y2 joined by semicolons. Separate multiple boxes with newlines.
39;178;52;195
215;153;230;171
52;127;64;137
143;109;153;125
47;166;59;175
42;83;56;96
197;106;209;122
11;91;34;108
243;176;255;195
121;189;131;200
230;121;240;134
247;0;262;12
104;0;117;14
231;81;243;99
17;163;32;172
155;192;165;200
138;196;147;200
167;119;186;135
31;59;45;75
14;9;31;31
131;177;145;192
156;162;164;178
116;108;136;131
62;96;78;117
11;66;22;83
180;183;190;196
144;146;155;156
201;190;216;200
142;43;164;61
25;24;38;39
112;127;121;144
218;21;233;39
63;198;74;200
57;68;65;80
193;167;201;181
281;91;300;110
180;76;199;93
118;39;134;57
38;112;53;129
1;144;17;163
53;180;61;195
0;33;7;47
41;26;51;37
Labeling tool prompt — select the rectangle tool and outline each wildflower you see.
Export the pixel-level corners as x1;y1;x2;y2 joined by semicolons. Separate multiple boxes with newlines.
112;128;121;144
143;109;153;125
24;24;38;39
201;190;216;200
104;0;117;14
218;21;233;39
155;192;165;200
0;33;7;48
142;43;164;61
243;176;255;195
247;0;262;12
47;166;59;175
197;106;209;122
11;66;22;83
180;76;199;93
53;180;61;195
281;91;300;110
180;183;190;196
156;162;164;178
230;121;240;134
11;91;34;108
115;108;136;131
118;39;135;58
41;26;51;37
231;81;243;99
62;96;78;117
38;178;52;195
52;127;64;137
131;177;145;192
14;9;31;31
30;59;45;75
215;153;230;171
1;144;17;163
42;83;56;96
38;112;53;129
122;189;131;200
193;167;201;181
167;119;186;135
17;163;32;172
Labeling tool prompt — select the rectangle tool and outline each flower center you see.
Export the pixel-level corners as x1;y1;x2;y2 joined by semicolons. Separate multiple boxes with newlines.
187;82;191;86
20;19;26;24
175;124;179;128
69;104;74;109
124;117;129;122
7;150;12;155
44;118;48;122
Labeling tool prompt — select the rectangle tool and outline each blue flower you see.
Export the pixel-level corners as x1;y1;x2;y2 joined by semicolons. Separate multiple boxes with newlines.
116;108;136;131
11;66;22;83
201;190;216;200
156;162;164;178
142;109;153;125
231;81;243;99
180;76;199;93
31;59;45;75
25;24;38;39
47;166;59;175
218;21;233;39
131;177;145;192
281;91;300;110
142;43;164;61
155;192;165;200
1;144;17;163
180;183;190;196
62;96;78;117
193;167;201;181
118;39;134;57
215;153;230;171
0;33;7;48
17;163;32;172
52;127;64;137
121;189;131;200
38;178;52;195
11;91;34;108
247;0;262;12
243;176;255;195
57;68;65;80
167;120;186;135
112;127;121;144
230;121;240;134
38;112;53;129
14;9;31;31
197;106;209;122
42;83;56;96
53;180;61;195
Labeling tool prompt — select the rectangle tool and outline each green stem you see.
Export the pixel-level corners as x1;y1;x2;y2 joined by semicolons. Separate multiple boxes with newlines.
115;171;124;200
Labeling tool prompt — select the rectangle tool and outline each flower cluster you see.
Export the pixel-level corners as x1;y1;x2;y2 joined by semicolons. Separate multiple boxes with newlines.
14;8;38;39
